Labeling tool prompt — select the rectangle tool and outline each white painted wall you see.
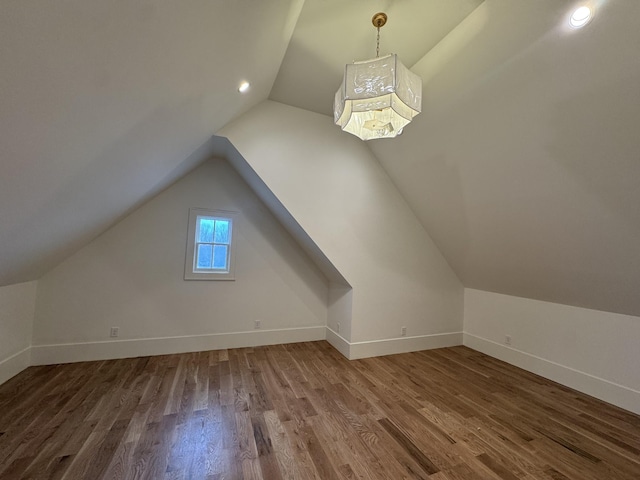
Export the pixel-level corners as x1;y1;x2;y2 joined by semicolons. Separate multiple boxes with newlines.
219;101;464;354
464;288;640;414
0;281;36;384
32;158;328;364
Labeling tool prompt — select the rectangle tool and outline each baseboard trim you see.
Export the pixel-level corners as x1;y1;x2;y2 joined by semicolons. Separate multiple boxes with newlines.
325;329;463;360
30;326;326;365
325;327;351;358
13;331;638;415
463;333;640;415
349;332;463;360
0;347;31;385
22;327;460;369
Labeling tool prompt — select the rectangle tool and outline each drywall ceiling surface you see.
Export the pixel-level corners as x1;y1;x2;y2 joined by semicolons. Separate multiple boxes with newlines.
270;0;484;116
367;0;640;316
2;0;639;321
0;0;303;286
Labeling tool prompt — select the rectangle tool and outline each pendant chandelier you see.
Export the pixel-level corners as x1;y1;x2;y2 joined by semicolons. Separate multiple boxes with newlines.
334;12;422;141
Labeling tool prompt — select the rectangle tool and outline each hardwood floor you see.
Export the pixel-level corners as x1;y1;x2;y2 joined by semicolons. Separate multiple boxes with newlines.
0;342;638;479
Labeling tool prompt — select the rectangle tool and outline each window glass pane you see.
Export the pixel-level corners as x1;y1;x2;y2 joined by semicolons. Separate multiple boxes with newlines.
196;244;213;269
198;218;214;243
214;220;230;244
213;245;228;269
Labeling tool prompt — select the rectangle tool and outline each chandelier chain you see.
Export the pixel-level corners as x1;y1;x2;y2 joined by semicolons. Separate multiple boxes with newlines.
372;12;386;58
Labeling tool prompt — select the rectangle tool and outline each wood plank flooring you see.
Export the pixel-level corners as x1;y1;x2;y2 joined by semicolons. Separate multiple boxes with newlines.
0;341;638;479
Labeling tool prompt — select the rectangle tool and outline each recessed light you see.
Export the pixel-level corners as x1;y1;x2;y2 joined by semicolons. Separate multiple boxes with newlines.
238;81;250;93
570;6;592;28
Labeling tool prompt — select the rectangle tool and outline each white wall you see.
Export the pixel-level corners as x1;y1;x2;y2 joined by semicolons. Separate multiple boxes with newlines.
32;158;328;364
0;281;36;384
219;101;464;357
464;288;640;414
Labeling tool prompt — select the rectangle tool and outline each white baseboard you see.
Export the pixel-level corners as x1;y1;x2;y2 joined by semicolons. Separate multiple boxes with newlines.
326;329;463;360
349;332;463;359
0;347;31;385
30;326;326;366
464;333;640;415
30;327;462;367
325;327;351;358
12;330;639;415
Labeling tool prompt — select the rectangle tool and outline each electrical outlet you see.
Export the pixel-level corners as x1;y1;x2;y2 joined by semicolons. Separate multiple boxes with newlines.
110;327;119;338
254;319;261;329
505;335;512;346
401;326;407;337
336;322;340;333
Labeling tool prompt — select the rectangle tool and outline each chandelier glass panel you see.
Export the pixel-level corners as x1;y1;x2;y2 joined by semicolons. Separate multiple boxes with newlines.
334;13;422;141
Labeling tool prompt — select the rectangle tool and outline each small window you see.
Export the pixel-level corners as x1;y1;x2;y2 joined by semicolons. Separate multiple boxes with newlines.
185;208;237;280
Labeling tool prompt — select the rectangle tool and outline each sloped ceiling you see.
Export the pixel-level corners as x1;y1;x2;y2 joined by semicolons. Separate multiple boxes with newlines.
1;0;639;317
366;0;640;316
0;0;304;285
270;0;483;115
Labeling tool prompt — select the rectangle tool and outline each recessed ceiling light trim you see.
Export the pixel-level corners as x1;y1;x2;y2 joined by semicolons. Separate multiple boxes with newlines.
238;81;250;93
569;6;592;28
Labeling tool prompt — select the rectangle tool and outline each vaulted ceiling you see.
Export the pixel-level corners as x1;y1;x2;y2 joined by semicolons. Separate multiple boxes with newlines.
1;0;639;317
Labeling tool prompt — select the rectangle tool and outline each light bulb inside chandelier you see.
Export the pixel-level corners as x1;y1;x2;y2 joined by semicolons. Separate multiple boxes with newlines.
334;12;422;141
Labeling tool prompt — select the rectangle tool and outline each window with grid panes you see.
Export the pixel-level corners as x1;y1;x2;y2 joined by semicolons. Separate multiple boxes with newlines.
184;208;237;280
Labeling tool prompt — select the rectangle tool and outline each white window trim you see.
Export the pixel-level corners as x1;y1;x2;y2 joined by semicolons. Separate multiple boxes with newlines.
184;208;238;281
